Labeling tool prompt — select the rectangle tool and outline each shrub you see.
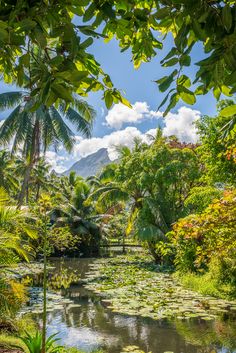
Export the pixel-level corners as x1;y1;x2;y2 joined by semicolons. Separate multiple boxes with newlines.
169;190;236;292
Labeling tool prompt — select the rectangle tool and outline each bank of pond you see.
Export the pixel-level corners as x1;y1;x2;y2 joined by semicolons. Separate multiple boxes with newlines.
1;254;236;353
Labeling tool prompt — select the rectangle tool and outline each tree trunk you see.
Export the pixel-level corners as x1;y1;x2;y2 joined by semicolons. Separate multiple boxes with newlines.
17;163;33;207
36;183;40;201
17;119;40;208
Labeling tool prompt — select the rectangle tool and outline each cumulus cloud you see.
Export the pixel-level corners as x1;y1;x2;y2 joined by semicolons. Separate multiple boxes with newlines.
105;101;162;129
163;106;200;143
73;127;145;161
45;151;68;173
10;103;199;173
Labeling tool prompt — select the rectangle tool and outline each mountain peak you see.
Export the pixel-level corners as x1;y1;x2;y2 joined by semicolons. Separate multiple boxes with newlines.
62;148;111;178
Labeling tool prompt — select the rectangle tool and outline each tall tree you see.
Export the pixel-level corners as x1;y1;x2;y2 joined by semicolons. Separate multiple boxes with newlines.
90;135;201;262
0;91;95;206
197;99;236;186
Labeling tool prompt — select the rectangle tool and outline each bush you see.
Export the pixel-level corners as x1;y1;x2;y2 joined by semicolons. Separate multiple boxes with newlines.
169;190;236;293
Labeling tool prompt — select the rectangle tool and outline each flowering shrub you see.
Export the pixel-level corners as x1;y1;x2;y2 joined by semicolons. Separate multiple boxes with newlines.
170;190;236;287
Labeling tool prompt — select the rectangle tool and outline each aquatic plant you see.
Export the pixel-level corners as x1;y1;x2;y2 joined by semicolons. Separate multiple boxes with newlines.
85;255;236;321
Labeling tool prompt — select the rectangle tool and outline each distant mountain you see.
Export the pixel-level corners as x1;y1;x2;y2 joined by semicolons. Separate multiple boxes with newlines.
62;148;111;178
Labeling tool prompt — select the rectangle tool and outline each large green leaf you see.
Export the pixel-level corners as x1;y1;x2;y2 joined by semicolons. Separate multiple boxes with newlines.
220;104;236;117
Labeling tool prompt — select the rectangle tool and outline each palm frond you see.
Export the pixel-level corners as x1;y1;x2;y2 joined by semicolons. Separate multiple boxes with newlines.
0;105;22;145
49;106;74;152
11;110;33;155
65;107;93;138
0;187;10;205
70;98;96;123
0;91;25;111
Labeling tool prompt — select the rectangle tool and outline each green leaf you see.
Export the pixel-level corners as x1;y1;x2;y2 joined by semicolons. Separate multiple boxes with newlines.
158;89;175;110
83;3;96;22
19;19;37;31
220;104;236;117
178;86;196;105
120;96;132;108
225;70;236;85
163;57;178;67
213;87;221;100
163;93;179;116
156;70;178;92
0;28;8;42
175;25;189;51
80;37;93;49
161;47;179;64
177;75;191;88
180;55;191;67
222;5;232;32
154;8;170;19
52;83;73;102
191;19;205;40
33;26;47;47
104;91;113;109
221;85;232;97
54;70;88;83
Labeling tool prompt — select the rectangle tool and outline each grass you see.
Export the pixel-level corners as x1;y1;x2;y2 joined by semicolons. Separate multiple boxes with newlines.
0;315;36;350
175;271;234;299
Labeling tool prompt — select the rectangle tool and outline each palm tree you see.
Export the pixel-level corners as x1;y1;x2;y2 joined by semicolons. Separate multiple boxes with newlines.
0;150;19;196
30;159;51;202
0;91;96;206
51;179;103;256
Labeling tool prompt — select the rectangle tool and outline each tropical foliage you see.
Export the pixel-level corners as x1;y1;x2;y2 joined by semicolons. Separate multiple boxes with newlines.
197;100;236;186
0;90;95;205
0;1;235;116
170;190;236;292
0;187;36;327
90;133;201;263
1;1;236;351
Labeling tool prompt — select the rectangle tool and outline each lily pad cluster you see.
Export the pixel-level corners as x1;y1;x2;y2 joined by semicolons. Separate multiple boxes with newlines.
121;346;152;353
85;255;236;321
20;287;80;315
6;263;46;280
120;347;173;353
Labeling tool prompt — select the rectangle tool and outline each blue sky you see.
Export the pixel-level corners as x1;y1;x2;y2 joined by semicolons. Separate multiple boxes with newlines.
0;35;218;172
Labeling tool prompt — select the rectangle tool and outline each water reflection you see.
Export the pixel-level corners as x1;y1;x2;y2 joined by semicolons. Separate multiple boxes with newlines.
29;258;236;353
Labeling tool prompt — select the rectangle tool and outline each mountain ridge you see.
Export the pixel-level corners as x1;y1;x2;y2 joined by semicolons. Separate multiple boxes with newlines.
62;148;111;178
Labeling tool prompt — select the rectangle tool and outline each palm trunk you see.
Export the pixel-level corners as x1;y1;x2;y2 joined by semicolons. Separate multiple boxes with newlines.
17;163;33;207
36;183;40;201
17;119;40;208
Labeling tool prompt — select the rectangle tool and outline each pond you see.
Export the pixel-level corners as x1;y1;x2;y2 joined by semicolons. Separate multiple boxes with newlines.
22;258;236;353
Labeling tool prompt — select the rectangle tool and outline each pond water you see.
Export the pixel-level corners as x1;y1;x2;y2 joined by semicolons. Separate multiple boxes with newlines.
24;258;236;353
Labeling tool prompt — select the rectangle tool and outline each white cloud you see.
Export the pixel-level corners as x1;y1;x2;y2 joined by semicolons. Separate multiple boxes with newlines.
1;103;199;173
73;127;145;161
45;151;68;173
163;106;200;143
46;105;201;171
105;101;162;129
